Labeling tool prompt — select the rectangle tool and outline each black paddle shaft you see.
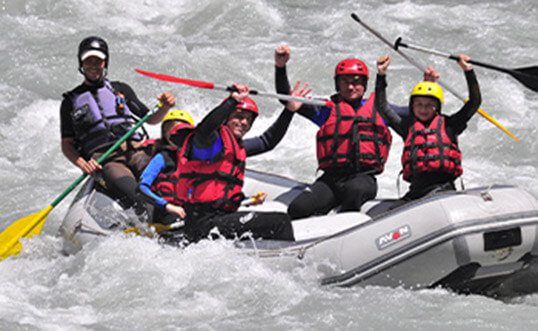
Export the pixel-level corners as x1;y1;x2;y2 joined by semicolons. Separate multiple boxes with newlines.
394;37;538;92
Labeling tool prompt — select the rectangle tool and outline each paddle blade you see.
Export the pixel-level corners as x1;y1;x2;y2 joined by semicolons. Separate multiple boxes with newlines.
511;66;538;92
0;205;53;260
135;69;215;89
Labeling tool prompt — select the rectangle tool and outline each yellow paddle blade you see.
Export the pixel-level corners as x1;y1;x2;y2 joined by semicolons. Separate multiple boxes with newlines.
477;108;520;143
0;205;53;260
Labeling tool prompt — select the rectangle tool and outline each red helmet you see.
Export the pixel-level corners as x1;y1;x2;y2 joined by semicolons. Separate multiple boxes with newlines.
334;58;369;80
236;97;259;118
170;122;195;134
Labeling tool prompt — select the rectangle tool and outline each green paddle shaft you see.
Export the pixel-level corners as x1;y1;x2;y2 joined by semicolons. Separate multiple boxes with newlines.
51;104;160;207
0;104;160;260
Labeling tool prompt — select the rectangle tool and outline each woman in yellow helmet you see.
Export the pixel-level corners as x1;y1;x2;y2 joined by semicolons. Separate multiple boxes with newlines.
373;52;481;212
138;110;195;224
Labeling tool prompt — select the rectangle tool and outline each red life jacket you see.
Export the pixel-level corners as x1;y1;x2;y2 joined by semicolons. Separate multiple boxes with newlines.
316;93;392;173
139;138;156;148
176;125;246;212
145;123;197;206
401;114;463;182
150;147;182;205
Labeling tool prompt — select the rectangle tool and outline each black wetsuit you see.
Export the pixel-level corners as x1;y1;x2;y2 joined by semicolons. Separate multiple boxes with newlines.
170;98;296;242
275;66;406;219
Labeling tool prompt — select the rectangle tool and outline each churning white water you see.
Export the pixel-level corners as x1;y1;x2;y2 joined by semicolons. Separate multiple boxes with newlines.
1;0;537;329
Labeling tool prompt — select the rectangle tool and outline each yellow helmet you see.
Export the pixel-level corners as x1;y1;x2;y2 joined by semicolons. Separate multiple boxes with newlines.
162;110;194;126
410;81;444;105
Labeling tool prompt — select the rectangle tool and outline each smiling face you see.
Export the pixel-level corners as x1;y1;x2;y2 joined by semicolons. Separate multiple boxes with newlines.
336;74;367;102
412;96;439;122
226;109;254;140
81;56;105;83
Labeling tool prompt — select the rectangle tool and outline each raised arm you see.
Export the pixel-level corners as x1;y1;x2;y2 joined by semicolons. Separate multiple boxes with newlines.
189;97;238;149
275;44;291;99
171;84;249;161
447;54;482;134
375;54;407;137
274;44;321;119
245;80;311;156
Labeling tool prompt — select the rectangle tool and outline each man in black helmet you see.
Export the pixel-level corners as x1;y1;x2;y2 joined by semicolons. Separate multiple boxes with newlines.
60;36;176;210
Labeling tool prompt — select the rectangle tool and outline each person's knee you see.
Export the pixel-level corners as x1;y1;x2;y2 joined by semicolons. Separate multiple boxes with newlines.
287;199;311;220
340;186;377;212
102;161;120;172
102;162;134;179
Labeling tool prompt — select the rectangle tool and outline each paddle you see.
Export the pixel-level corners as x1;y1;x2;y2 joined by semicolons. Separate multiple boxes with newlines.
124;220;184;236
0;104;161;260
350;13;520;143
394;38;538;93
135;68;334;107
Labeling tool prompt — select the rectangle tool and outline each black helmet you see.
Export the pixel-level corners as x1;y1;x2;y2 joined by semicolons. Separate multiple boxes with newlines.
78;36;109;69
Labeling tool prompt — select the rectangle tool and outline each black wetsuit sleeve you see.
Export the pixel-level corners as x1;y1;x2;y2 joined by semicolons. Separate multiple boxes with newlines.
190;98;239;149
60;84;89;138
375;74;407;138
445;70;481;135
275;65;320;118
111;81;150;118
275;66;291;104
60;97;75;138
244;109;294;157
389;104;410;118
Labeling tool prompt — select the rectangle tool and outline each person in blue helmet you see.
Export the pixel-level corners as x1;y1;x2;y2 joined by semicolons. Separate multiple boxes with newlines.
60;36;176;210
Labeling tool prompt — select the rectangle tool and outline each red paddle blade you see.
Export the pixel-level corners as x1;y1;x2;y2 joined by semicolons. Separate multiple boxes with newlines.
135;69;215;89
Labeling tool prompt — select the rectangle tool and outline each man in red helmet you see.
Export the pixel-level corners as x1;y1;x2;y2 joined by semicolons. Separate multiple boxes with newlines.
274;45;439;219
170;82;310;242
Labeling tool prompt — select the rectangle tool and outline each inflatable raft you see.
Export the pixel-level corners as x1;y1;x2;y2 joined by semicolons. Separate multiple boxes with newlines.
59;169;538;297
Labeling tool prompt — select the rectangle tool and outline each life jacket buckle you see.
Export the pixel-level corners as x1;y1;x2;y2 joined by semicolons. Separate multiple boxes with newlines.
116;93;126;115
